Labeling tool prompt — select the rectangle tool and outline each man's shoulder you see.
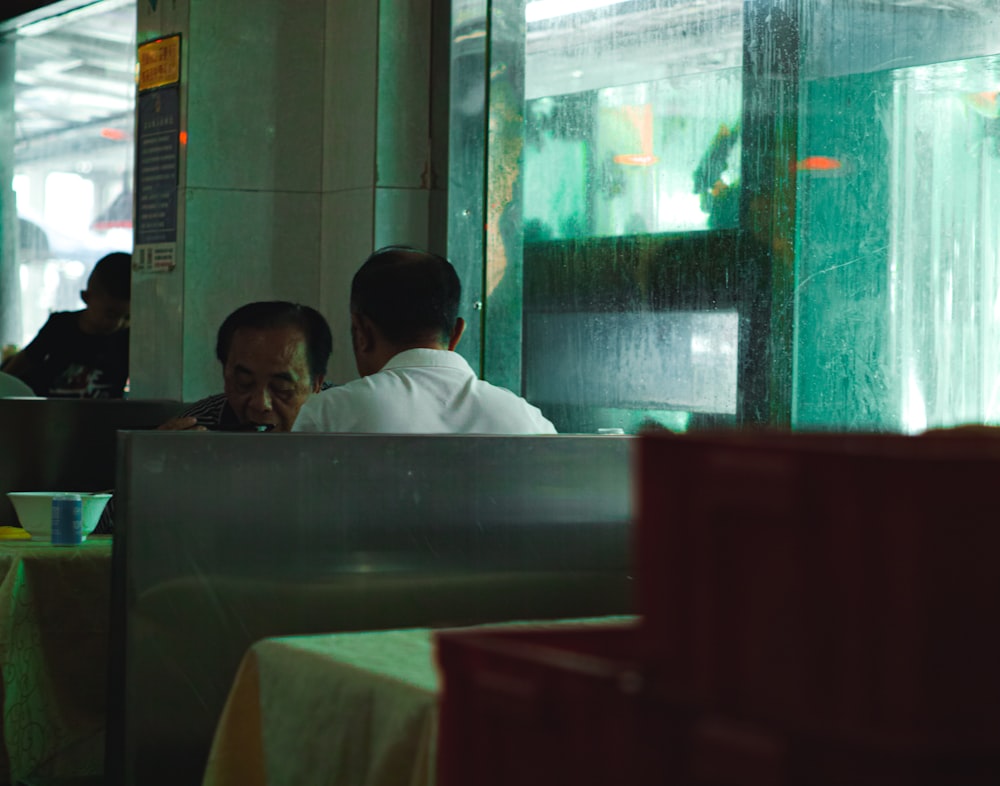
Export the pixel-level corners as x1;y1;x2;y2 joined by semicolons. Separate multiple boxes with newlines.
35;311;80;336
473;376;532;401
471;379;558;433
39;312;126;347
181;391;227;409
293;378;376;431
19;311;81;357
46;310;81;321
305;377;369;407
180;392;229;425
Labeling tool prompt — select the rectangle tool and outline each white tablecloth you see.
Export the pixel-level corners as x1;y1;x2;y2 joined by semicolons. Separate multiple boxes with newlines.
202;628;440;786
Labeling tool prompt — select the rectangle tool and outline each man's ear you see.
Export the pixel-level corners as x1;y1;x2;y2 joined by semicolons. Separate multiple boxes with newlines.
351;312;375;355
447;317;466;351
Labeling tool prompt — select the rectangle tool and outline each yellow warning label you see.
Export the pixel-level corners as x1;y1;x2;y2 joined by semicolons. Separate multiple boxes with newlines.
138;35;181;92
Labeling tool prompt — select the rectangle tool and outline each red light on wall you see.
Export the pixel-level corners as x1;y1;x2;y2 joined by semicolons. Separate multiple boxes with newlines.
100;128;127;141
179;131;188;145
792;155;843;172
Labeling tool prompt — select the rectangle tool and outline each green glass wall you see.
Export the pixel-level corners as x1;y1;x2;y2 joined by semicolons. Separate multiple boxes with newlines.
450;0;1000;434
796;1;1000;431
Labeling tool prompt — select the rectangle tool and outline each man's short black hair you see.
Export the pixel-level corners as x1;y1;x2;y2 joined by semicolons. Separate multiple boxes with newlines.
351;246;461;345
88;252;132;301
216;301;333;383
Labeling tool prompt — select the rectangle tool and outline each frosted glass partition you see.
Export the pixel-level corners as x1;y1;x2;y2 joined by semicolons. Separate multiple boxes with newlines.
795;1;1000;431
452;0;1000;434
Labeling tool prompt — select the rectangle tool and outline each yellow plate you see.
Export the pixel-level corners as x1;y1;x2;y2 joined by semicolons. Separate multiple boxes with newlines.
0;526;30;540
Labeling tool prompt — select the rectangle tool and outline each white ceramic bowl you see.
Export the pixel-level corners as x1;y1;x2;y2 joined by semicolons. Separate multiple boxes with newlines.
6;492;112;541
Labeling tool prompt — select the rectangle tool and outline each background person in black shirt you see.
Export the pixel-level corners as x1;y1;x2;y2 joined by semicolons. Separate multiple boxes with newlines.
3;252;131;397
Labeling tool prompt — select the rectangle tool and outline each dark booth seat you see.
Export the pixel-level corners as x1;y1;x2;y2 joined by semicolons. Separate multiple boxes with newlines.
0;397;183;528
108;432;634;786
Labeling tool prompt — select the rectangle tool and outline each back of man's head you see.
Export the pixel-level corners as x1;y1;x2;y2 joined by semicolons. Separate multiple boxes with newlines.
216;301;333;383
351;246;461;347
88;252;132;301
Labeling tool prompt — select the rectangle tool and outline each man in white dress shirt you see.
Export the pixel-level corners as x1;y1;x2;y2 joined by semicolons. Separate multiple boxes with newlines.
292;246;556;434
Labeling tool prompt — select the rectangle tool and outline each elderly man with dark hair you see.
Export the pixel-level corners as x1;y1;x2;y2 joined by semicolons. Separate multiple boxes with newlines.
161;301;333;432
293;246;556;434
94;301;332;533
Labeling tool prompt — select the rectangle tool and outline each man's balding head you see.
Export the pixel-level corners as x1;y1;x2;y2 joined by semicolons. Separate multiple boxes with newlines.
349;246;465;376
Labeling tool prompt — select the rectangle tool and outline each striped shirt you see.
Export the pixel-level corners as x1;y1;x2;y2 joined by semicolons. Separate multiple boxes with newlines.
180;392;238;430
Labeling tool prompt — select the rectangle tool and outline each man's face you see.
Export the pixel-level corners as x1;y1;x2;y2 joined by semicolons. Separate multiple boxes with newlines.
80;289;130;335
223;325;319;432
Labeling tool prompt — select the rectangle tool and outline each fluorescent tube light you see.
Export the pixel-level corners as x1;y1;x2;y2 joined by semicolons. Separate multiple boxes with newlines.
526;0;632;24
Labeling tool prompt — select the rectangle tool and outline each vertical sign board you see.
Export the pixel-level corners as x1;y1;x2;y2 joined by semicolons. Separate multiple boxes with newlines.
135;35;181;272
